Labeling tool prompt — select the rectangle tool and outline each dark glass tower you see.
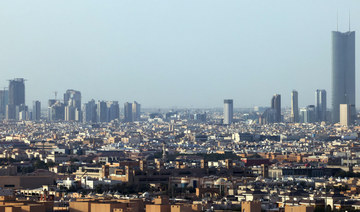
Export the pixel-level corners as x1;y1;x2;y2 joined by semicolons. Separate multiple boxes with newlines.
8;78;25;106
271;94;281;122
332;31;355;123
291;90;299;123
315;89;327;122
6;78;25;119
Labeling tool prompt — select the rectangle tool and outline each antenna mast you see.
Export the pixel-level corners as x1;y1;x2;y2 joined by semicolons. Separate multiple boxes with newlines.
348;10;351;31
337;10;339;31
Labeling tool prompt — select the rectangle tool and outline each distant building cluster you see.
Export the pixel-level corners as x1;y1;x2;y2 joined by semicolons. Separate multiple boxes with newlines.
222;30;356;127
0;80;141;123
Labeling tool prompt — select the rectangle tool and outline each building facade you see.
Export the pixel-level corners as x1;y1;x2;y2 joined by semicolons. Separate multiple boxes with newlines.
32;101;41;121
316;89;327;122
332;31;355;123
223;99;233;125
271;94;281;123
291;90;299;123
7;78;25;120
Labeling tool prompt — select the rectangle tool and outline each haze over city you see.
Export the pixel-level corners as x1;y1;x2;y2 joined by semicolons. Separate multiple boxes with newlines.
1;0;360;108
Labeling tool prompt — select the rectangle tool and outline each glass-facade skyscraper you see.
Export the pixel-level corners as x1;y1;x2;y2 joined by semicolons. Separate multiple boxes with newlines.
271;94;281;123
7;78;25;120
223;99;233;125
291;90;299;123
315;89;327;122
332;31;355;123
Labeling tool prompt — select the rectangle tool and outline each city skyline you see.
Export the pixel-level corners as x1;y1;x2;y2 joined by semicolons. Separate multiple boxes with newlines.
0;78;338;111
0;79;350;110
1;1;360;108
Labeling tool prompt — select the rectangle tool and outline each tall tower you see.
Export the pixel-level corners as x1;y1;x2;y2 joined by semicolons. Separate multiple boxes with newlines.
124;102;133;122
332;31;355;123
340;104;351;126
64;89;81;109
82;99;97;123
0;89;8;118
107;101;119;121
291;90;299;123
223;99;233;125
132;101;141;121
97;101;108;122
315;89;327;122
32;101;41;121
8;78;25;106
7;78;25;120
271;94;281;122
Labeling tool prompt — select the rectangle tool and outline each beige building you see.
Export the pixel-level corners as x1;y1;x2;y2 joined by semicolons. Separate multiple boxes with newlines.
340;104;351;126
285;205;314;212
69;198;144;212
146;196;171;212
241;201;261;212
0;195;52;212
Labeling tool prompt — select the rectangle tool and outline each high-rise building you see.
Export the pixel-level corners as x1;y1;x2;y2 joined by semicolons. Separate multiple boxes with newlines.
132;101;141;122
32;101;41;121
64;89;81;109
291;90;299;123
300;105;316;123
223;99;233;125
259;108;276;125
65;105;76;121
8;78;25;106
7;78;25;120
48;100;65;121
307;105;316;123
0;89;8;118
332;31;355;123
315;89;327;122
124;102;133;122
107;101;119;122
97;101;108;122
194;113;207;122
271;94;281;122
340;104;351;126
82;100;97;123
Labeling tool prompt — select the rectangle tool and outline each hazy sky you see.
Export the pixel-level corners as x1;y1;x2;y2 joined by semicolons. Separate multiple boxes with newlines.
0;0;359;108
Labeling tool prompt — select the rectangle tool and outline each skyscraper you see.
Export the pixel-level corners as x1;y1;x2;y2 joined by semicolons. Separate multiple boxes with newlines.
315;89;327;122
48;100;65;121
132;101;141;122
223;99;233;125
107;101;120;121
82;99;97;123
65;105;75;121
340;104;351;126
64;89;81;109
271;94;281;123
32;101;41;121
124;102;133;122
63;89;81;121
7;78;25;120
8;78;25;106
291;90;299;123
0;89;8;118
300;105;316;123
97;101;108;122
332;31;355;123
